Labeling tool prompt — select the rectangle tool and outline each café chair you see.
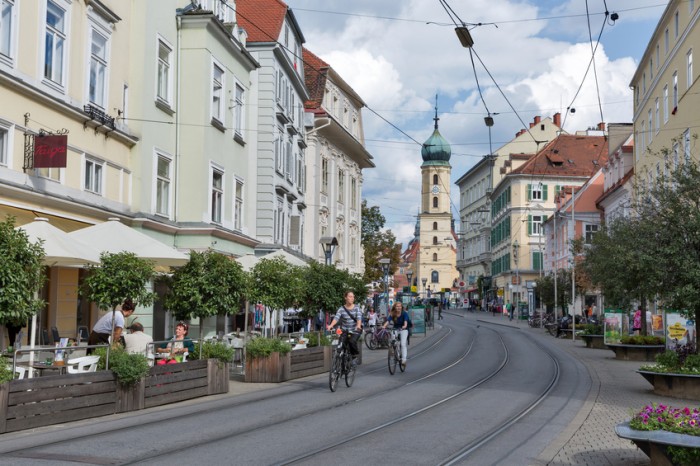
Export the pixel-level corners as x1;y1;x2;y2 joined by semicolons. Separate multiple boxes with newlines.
66;355;100;374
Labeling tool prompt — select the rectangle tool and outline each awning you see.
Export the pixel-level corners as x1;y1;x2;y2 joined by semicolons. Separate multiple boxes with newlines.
237;249;308;271
17;217;100;267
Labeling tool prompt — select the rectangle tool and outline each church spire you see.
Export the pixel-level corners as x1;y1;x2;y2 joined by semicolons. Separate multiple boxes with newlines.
433;94;439;130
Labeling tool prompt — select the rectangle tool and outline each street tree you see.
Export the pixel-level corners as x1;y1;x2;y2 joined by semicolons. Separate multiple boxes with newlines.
80;252;157;343
247;256;304;337
164;250;247;344
298;261;368;321
0;216;45;344
361;200;401;283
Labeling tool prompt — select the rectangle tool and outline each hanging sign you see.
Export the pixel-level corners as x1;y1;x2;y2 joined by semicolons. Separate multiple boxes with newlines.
34;134;67;168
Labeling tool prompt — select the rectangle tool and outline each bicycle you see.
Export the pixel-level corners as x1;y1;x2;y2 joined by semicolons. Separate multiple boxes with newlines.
387;328;406;375
364;326;390;350
329;328;357;392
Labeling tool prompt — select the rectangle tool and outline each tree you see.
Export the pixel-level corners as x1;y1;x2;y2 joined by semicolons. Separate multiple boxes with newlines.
0;216;45;344
80;252;157;342
298;262;369;319
361;200;402;283
247;257;304;337
164;250;247;344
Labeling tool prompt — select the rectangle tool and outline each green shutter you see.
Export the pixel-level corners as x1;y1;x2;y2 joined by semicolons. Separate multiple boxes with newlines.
527;184;532;201
527;215;532;236
555;185;560;197
542;215;548;224
506;216;511;236
543;184;548;200
507;186;511;202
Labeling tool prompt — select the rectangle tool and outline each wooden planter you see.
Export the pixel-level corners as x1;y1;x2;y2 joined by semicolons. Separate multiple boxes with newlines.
289;346;330;379
245;351;290;383
244;345;339;383
638;370;700;400
607;344;666;361
616;421;700;465
580;335;607;349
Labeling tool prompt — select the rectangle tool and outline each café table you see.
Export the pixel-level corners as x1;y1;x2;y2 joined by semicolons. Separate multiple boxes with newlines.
28;361;68;376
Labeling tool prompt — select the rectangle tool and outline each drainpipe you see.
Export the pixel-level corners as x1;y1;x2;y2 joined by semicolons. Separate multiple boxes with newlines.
174;15;182;225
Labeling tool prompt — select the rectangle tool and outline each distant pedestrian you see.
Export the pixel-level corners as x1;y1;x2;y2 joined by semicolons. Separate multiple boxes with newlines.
506;301;514;321
633;309;642;336
438;303;443;320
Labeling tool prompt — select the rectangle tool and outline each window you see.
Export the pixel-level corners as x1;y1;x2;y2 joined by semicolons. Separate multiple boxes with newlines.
212;63;224;122
211;169;223;223
84;158;103;194
89;29;107;108
528;214;547;236
350;177;357;209
156;39;172;103
431;271;439;283
37;166;60;181
533;251;543;271
675;11;679;38
528;182;545;201
433;253;438;262
337;169;344;203
665;28;669;54
688;50;693;88
234;83;244;140
673;72;678;110
44;1;66;85
433;174;438;184
663;85;669;123
433;196;438;208
433;236;438;245
684;129;691;164
155;155;171;216
650;58;653;79
275;130;284;173
0;125;7;166
433;222;438;230
234;178;243;231
584;224;598;244
321;158;328;193
648;109;653;142
285;140;293;181
0;0;14;62
655;99;659;134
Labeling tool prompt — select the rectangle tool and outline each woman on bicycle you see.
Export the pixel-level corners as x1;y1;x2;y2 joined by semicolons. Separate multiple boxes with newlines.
327;291;363;364
383;302;409;365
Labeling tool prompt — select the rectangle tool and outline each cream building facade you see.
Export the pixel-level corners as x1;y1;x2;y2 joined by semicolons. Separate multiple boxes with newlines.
630;0;700;178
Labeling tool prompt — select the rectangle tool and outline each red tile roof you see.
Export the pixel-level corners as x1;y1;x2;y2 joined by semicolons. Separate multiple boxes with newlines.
511;134;608;177
237;0;288;43
303;48;329;109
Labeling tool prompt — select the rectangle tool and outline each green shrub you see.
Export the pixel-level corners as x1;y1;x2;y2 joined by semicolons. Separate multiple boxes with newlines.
189;341;235;365
306;331;331;347
655;350;681;371
683;354;700;372
580;324;603;335
94;347;150;386
620;335;664;345
245;337;292;359
0;355;13;383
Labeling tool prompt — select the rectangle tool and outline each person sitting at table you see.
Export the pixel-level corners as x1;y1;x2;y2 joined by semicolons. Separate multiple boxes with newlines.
123;322;153;356
156;321;194;364
87;298;136;353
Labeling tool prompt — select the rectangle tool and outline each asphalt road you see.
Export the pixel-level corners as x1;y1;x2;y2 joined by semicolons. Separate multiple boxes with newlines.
0;312;592;466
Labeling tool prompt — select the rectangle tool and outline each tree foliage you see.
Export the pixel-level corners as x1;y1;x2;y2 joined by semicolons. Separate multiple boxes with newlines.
0;216;45;327
164;249;247;332
361;200;402;283
247;257;304;336
80;252;157;311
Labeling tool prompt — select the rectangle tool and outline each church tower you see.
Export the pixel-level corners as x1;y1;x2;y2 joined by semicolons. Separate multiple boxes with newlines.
417;101;458;298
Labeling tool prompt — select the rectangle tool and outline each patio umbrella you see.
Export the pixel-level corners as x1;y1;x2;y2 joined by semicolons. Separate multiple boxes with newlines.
67;217;189;268
16;218;101;373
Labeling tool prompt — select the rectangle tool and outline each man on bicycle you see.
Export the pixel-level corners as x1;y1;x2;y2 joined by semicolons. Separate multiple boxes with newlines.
383;302;409;365
327;291;363;365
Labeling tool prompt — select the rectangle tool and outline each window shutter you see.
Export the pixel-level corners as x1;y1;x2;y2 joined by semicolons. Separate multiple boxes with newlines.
507;186;511;202
527;184;532;201
542;215;548;224
527;215;532;236
543;184;548;200
289;215;300;245
555;185;560;197
506;216;511;236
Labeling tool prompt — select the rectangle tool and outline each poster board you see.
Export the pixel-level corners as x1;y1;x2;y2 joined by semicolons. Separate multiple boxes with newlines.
409;307;426;335
604;309;624;345
665;311;695;350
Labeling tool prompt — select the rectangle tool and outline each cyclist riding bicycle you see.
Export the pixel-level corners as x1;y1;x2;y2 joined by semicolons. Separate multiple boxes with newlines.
327;291;363;365
382;301;409;365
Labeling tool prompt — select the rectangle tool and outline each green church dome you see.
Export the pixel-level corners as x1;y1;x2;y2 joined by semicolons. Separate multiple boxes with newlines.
421;101;451;166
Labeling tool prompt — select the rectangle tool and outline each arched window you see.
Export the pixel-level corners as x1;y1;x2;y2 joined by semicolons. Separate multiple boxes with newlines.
433;197;438;208
433;253;438;261
433;174;438;184
433;236;438;245
433;222;438;230
431;271;439;283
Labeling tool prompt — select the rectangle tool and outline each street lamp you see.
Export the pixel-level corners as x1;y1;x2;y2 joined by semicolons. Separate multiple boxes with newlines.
421;277;428;299
319;236;338;266
406;269;413;290
512;239;520;306
379;258;391;315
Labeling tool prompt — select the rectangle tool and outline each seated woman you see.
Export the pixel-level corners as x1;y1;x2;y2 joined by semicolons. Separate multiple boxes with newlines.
156;321;195;364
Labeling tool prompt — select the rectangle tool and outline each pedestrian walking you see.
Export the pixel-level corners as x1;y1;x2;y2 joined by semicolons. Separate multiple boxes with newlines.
507;301;514;321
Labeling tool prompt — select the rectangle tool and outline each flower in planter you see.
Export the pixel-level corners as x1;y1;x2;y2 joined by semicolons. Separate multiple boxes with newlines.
640;345;700;374
630;403;700;434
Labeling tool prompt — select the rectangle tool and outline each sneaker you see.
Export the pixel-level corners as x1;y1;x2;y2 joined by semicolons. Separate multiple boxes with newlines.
401;359;406;365
351;357;358;366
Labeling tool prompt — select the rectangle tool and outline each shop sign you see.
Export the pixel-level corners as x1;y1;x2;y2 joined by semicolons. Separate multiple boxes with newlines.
34;135;67;168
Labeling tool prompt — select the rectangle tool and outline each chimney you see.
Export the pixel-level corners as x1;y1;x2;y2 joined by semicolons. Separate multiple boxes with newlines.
529;122;534;128
533;115;541;124
597;122;606;131
515;129;526;137
553;112;561;127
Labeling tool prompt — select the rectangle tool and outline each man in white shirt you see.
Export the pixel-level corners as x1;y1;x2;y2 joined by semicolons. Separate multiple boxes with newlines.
123;322;153;356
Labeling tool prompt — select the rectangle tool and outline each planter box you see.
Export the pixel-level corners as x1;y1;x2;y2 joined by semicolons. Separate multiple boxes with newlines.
245;351;290;383
581;335;607;349
289;346;330;379
244;345;341;383
607;344;666;361
638;370;700;400
616;421;700;466
0;359;229;433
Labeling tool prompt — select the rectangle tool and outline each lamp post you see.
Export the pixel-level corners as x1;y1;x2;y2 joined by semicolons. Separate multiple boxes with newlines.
512;239;520;306
379;258;390;315
319;236;338;266
421;277;428;299
406;269;413;296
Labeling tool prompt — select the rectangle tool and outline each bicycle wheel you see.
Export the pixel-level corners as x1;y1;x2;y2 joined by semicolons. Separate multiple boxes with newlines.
399;353;406;373
367;334;377;350
329;352;341;392
547;323;558;337
345;355;356;387
387;343;397;375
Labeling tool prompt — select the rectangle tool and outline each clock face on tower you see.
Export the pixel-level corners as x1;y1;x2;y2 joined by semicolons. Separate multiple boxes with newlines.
431;185;440;194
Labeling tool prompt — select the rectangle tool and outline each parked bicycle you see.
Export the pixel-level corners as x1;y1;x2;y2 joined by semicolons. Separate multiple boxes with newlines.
364;326;390;350
387;328;406;375
529;311;555;328
329;328;357;392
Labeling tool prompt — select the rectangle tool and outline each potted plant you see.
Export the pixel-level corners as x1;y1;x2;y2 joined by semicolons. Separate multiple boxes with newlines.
638;345;700;399
607;335;666;361
189;340;235;394
244;337;292;383
616;403;700;465
94;347;150;412
578;323;605;349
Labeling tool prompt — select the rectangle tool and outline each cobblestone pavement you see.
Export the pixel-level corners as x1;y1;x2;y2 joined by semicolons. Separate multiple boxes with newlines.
469;310;697;466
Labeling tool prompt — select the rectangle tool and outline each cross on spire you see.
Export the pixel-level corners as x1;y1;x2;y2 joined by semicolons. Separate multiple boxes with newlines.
434;94;439;129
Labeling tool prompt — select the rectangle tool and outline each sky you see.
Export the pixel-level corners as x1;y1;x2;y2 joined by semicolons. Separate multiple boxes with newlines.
286;0;669;248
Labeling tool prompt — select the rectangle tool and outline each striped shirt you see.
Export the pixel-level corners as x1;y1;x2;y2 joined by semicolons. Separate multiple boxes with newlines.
333;305;363;331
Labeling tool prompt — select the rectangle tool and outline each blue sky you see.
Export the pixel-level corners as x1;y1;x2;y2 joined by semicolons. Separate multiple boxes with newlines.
287;0;669;247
